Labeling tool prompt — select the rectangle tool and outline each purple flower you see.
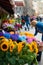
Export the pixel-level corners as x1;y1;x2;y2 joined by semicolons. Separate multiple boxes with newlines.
26;38;33;43
26;37;36;43
11;34;19;41
0;32;3;36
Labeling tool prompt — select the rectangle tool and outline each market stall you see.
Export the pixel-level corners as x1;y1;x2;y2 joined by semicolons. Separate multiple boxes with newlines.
0;1;43;65
0;0;14;14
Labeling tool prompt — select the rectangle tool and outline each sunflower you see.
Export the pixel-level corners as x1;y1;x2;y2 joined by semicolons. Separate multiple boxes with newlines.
31;42;38;53
36;48;38;54
1;38;9;43
1;42;9;52
17;43;23;53
0;36;4;39
31;42;37;49
9;39;13;44
20;41;25;46
10;43;15;52
27;44;33;52
34;48;38;54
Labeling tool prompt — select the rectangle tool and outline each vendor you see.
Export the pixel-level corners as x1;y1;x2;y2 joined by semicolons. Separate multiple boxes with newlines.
31;20;43;62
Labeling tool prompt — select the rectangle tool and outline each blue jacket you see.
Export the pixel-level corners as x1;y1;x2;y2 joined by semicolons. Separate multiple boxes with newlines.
36;22;43;33
25;15;30;24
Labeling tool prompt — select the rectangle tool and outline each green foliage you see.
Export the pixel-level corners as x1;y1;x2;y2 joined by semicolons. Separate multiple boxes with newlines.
1;14;7;21
0;43;38;65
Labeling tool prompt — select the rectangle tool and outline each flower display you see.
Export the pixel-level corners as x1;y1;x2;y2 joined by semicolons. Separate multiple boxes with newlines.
0;36;38;65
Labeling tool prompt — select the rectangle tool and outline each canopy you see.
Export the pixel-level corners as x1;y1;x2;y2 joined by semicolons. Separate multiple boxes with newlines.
15;1;24;6
0;0;14;14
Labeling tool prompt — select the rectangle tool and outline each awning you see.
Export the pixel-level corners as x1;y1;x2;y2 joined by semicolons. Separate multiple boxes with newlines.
0;0;14;14
15;1;24;6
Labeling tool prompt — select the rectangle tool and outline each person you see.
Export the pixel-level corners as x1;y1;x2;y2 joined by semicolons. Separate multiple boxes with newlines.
34;17;42;36
21;14;25;26
31;20;43;62
25;14;30;30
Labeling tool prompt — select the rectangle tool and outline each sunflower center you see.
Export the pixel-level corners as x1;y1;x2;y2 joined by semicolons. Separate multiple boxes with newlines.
11;46;13;49
2;44;7;49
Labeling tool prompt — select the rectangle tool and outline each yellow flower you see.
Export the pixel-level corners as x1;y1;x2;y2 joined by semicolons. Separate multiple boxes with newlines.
20;41;25;45
34;48;38;54
31;42;37;49
24;32;29;36
0;36;5;38
17;43;23;53
35;48;38;54
9;19;12;24
10;43;15;52
2;38;8;42
27;44;33;52
24;32;34;37
19;32;24;35
9;39;13;44
31;42;38;54
1;42;9;52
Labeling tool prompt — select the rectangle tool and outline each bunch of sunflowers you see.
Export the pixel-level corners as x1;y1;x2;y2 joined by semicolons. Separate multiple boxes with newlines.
0;37;38;65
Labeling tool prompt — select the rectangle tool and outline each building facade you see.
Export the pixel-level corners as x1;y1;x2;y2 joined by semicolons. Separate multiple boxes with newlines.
33;0;43;15
24;0;35;16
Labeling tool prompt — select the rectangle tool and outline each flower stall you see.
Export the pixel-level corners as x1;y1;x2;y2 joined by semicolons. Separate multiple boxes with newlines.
0;15;42;65
0;30;39;65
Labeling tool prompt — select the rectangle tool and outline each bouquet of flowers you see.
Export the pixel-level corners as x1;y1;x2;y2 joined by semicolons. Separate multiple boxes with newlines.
0;37;38;65
14;23;22;31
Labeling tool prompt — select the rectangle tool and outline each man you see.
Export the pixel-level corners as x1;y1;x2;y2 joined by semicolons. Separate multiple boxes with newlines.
25;14;30;30
31;20;43;62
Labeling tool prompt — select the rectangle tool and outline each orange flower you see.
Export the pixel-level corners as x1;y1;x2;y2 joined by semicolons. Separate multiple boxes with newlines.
10;31;14;34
